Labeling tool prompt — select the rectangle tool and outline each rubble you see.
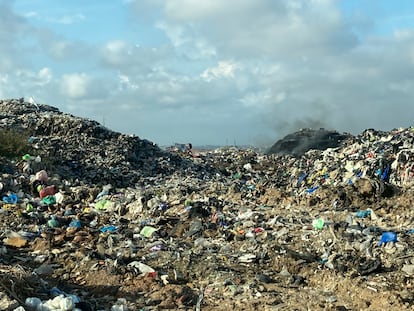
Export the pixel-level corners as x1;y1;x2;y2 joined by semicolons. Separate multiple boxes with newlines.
0;98;414;310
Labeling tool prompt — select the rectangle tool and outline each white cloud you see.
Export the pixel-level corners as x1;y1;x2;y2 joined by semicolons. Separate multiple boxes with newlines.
0;58;14;71
201;61;240;82
23;11;38;18
275;92;286;103
48;41;73;59
156;21;217;60
0;74;8;84
48;13;85;25
106;40;129;54
164;0;225;20
38;67;52;86
240;89;273;108
156;22;187;47
61;73;90;99
0;1;31;69
118;74;139;90
155;0;357;60
12;68;52;87
388;80;414;94
101;40;136;67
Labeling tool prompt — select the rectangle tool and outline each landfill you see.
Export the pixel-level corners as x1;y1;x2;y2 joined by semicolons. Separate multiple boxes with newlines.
0;98;414;310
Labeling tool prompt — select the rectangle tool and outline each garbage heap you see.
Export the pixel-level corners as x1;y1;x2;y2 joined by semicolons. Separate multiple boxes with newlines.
0;99;414;310
0;99;210;188
266;128;352;157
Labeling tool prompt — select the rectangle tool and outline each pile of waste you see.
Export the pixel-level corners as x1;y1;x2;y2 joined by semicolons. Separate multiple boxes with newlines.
0;99;210;188
266;128;352;157
0;99;414;310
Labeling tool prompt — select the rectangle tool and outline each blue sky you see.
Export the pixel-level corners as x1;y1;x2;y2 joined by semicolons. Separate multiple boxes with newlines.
1;0;414;146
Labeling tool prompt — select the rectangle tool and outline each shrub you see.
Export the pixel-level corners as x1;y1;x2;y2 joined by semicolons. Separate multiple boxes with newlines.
0;128;32;158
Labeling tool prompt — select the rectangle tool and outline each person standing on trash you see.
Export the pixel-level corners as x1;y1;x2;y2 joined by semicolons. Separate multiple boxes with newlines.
378;153;393;182
185;143;193;156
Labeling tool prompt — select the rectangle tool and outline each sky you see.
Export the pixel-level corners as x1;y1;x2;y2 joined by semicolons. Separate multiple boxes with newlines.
1;0;414;147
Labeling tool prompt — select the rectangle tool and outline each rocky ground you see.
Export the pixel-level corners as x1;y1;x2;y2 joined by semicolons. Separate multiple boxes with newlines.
0;99;414;310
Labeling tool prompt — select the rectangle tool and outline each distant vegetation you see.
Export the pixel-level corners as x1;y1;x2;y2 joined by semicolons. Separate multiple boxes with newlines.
0;128;32;158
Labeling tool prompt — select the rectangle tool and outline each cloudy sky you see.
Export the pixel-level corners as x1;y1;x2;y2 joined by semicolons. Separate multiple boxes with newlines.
1;0;414;146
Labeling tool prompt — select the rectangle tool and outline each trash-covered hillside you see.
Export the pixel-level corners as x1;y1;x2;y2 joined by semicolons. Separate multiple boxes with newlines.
1;98;414;310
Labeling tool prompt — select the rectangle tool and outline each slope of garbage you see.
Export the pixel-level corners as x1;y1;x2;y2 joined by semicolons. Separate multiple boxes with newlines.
266;128;352;157
0;99;211;188
0;98;414;310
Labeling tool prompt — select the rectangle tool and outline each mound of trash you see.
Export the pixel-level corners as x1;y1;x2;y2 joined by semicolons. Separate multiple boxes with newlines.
0;99;209;188
0;99;414;310
266;128;352;156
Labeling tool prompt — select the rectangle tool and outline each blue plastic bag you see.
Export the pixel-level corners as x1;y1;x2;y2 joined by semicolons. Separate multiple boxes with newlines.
100;225;118;233
2;193;18;204
378;231;397;246
356;210;371;218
